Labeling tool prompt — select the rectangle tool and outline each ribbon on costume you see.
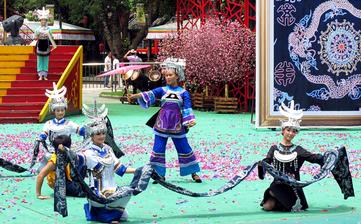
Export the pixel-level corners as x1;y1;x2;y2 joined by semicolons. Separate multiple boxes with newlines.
0;139;46;174
54;149;153;217
53;145;355;217
151;162;259;197
330;146;354;199
261;146;354;199
54;150;68;217
152;146;354;201
105;116;125;158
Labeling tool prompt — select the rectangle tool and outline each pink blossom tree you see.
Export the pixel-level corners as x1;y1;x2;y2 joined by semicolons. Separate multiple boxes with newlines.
158;17;256;89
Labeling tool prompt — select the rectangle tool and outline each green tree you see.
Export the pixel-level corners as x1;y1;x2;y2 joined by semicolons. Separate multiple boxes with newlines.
7;0;176;57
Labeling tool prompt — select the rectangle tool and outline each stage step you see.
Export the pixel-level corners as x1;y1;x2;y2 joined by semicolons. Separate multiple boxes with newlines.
0;61;69;68
0;55;30;61
0;68;64;74
3;87;48;95
2;94;47;103
0;68;66;74
25;61;70;67
9;80;55;88
0;110;39;118
0;68;20;74
0;117;39;124
0;46;77;54
0;54;74;61
0;46;34;54
0;45;78;123
0;74;16;81
0;61;25;67
29;54;73;60
0;102;44;110
21;67;65;73
0;81;54;88
17;74;61;81
0;74;61;81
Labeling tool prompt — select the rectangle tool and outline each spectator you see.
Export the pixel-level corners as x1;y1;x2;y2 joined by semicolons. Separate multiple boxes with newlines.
104;51;112;88
112;54;124;89
34;7;57;80
123;49;145;94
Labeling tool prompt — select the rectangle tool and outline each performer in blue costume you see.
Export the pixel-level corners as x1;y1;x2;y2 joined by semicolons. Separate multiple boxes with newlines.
128;58;202;183
36;83;86;199
79;102;135;223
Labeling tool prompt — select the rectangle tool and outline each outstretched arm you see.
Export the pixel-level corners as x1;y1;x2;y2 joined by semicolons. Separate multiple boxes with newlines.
127;93;142;102
123;49;134;59
129;87;164;108
108;147;135;175
113;162;133;177
301;148;324;166
68;121;86;138
125;167;136;174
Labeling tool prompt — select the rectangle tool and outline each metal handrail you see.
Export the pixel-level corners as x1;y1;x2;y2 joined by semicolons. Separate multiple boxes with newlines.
39;46;83;122
83;61;162;66
19;23;35;44
82;61;162;89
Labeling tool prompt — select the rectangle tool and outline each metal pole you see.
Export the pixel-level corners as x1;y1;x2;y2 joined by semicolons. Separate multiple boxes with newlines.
147;39;151;61
3;0;7;43
3;0;6;19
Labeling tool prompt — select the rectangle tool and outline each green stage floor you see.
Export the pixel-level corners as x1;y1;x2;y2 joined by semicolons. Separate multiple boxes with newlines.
0;103;360;224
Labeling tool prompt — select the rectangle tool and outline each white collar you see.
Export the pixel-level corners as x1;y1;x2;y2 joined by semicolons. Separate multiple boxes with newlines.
52;118;66;125
91;143;106;150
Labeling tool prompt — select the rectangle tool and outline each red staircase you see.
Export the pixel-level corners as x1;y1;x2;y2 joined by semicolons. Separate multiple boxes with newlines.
0;46;78;123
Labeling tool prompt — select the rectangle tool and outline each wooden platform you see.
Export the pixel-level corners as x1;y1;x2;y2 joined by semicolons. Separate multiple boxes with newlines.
192;93;214;111
214;97;238;113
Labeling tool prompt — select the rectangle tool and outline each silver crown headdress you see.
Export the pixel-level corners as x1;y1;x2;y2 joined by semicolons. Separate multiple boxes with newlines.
45;82;67;112
279;100;303;130
83;99;108;136
160;58;186;81
34;7;51;20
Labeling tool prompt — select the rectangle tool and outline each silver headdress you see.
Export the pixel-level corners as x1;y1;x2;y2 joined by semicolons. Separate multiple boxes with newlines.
83;99;108;136
45;82;67;112
279;100;303;130
160;58;186;81
34;7;51;20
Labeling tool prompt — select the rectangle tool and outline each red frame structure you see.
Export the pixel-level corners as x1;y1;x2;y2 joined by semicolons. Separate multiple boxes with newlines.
176;0;256;112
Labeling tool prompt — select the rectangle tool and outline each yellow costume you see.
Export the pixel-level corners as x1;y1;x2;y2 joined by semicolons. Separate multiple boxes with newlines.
46;153;72;188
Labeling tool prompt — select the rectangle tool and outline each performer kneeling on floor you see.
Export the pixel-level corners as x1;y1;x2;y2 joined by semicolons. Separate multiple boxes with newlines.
259;101;353;212
36;83;86;200
79;102;135;223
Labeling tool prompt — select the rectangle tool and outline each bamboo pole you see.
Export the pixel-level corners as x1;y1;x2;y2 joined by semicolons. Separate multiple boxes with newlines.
225;83;229;98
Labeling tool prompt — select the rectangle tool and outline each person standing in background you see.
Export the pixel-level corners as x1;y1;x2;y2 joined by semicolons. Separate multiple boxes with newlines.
34;7;57;80
104;51;112;88
112;54;124;89
123;49;144;94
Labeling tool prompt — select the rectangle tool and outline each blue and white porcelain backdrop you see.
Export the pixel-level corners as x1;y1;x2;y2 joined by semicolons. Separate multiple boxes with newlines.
272;0;361;114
